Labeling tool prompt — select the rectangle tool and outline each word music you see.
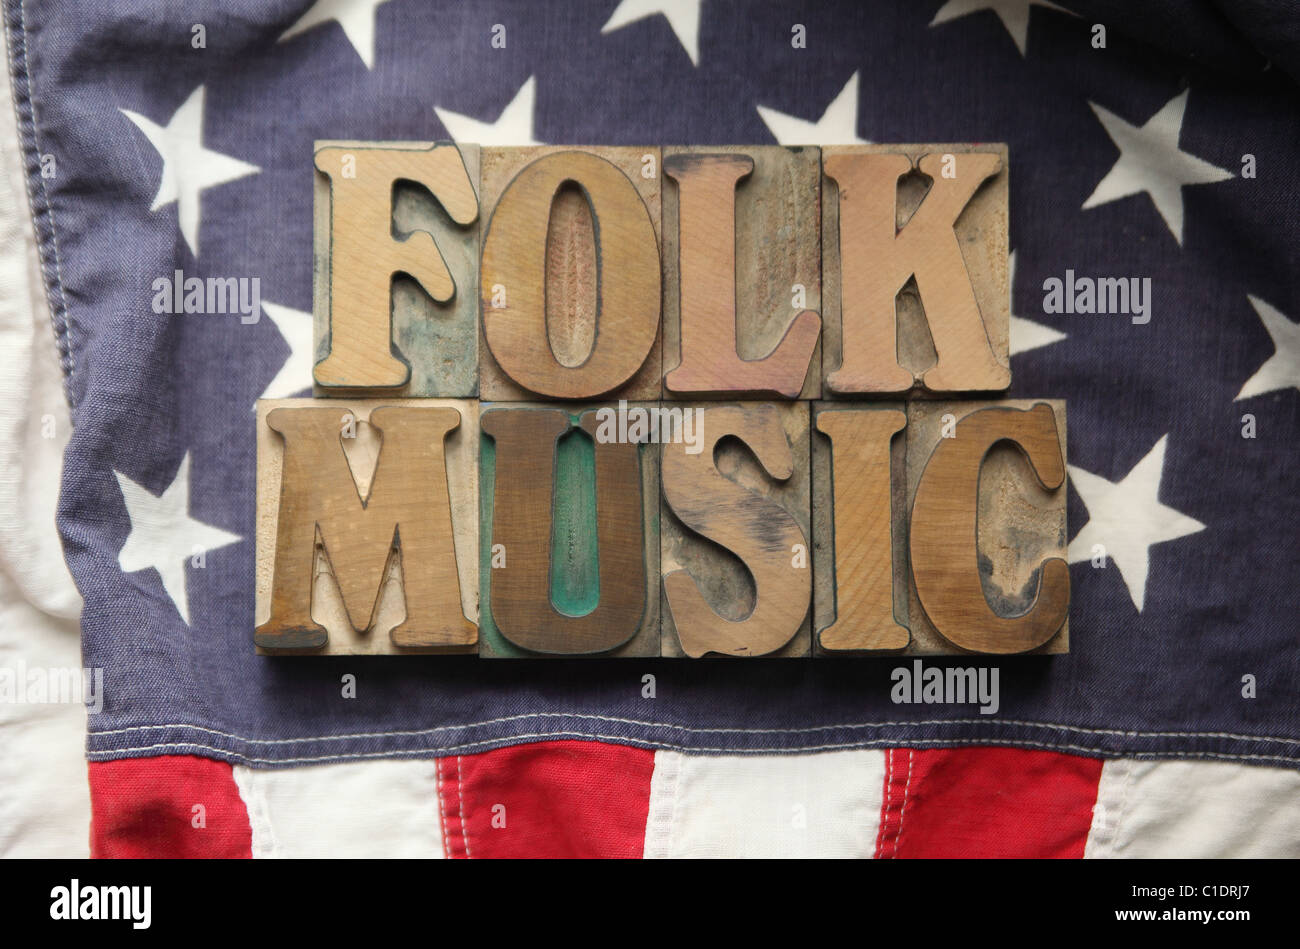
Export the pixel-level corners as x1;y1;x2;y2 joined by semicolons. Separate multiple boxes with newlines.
253;142;1070;659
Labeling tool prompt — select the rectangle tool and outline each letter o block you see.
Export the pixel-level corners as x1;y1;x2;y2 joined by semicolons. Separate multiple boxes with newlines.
479;147;664;400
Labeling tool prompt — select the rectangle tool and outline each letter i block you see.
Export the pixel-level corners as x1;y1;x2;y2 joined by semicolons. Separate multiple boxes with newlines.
478;403;660;657
811;403;911;654
660;401;812;657
254;399;480;654
312;141;482;397
478;147;664;401
903;400;1069;654
821;145;1010;398
662;147;822;400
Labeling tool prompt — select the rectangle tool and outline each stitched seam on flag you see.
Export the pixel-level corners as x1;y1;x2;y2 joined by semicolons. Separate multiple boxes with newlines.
84;735;1300;766
642;751;680;859
1085;759;1126;860
86;714;1300;745
663;752;682;859
877;748;910;859
874;749;893;859
457;755;470;860
446;759;464;859
894;749;915;859
436;759;451;860
232;767;276;859
425;760;443;860
445;758;464;860
4;0;76;400
1106;760;1136;859
665;748;686;852
252;774;278;859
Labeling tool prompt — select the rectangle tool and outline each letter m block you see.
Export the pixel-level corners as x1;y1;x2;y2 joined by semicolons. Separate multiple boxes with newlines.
254;401;477;652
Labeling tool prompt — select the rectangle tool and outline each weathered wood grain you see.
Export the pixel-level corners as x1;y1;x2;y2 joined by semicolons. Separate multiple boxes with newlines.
905;400;1069;654
661;401;812;657
662;147;821;400
812;404;910;653
312;142;480;396
822;144;1010;397
478;147;663;401
254;398;479;654
478;403;660;657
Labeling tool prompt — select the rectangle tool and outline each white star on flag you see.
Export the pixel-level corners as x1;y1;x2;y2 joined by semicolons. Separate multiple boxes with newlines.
1008;250;1067;356
1235;295;1300;401
121;86;259;257
930;0;1075;57
601;0;703;66
1082;89;1233;245
115;454;241;625
757;71;869;145
435;76;543;146
278;0;392;70
259;302;315;405
1068;436;1206;612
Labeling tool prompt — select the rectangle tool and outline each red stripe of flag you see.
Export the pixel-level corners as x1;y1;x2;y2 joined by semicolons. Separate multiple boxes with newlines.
876;746;1103;858
88;755;252;858
442;740;655;858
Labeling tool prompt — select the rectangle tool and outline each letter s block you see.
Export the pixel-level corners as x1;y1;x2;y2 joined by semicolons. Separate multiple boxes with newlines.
660;402;812;657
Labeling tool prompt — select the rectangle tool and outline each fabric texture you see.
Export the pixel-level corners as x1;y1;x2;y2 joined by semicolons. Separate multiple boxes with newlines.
89;755;252;858
440;741;655;859
86;742;1300;858
645;748;885;858
4;0;1295;767
0;15;88;857
1084;758;1300;859
234;758;444;858
4;0;1300;859
875;747;1103;858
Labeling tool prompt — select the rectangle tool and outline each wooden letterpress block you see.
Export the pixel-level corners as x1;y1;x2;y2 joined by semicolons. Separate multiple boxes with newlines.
662;146;822;401
478;402;660;657
661;401;812;657
821;144;1010;397
254;398;479;655
811;403;910;654
904;400;1069;655
478;147;663;401
312;141;481;396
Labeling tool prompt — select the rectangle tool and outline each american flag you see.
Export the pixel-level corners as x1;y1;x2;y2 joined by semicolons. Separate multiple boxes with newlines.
4;0;1298;858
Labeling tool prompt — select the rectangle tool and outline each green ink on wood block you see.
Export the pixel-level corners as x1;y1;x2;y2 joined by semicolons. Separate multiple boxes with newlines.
478;403;661;658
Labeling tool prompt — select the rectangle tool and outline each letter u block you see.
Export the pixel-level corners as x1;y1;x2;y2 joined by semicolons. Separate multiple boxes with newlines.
478;403;660;657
